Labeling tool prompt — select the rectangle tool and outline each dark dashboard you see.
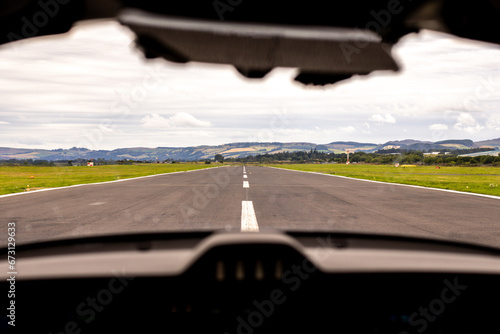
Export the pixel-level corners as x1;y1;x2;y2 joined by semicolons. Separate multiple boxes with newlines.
3;232;500;333
13;273;500;333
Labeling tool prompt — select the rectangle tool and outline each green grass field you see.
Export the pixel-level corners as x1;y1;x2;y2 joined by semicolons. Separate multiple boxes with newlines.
2;163;499;197
267;164;500;196
0;163;218;195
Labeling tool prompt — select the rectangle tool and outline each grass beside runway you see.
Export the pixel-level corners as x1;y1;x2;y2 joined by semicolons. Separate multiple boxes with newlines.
266;164;500;197
0;163;219;195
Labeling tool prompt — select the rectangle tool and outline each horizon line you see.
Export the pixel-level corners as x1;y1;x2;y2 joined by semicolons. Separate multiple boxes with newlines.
1;137;498;151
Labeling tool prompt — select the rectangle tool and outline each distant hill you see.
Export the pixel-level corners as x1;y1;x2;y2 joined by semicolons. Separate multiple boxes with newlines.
474;138;500;148
365;138;499;153
0;138;498;161
435;139;474;146
384;139;433;146
324;141;378;153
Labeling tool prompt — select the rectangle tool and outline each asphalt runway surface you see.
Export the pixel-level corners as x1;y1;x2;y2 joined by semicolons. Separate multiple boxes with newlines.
1;166;499;248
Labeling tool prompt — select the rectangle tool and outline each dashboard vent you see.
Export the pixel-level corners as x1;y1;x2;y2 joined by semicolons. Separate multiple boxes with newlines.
214;258;284;282
186;243;305;282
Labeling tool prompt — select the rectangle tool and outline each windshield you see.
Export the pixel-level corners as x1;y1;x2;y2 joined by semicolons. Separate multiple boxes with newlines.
1;20;499;249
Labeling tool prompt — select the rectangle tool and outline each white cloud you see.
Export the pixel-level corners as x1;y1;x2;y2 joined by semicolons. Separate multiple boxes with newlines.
141;112;211;128
338;126;356;133
454;112;484;133
17;136;44;146
429;123;448;130
486;113;500;131
1;22;500;149
369;113;396;124
0;121;10;125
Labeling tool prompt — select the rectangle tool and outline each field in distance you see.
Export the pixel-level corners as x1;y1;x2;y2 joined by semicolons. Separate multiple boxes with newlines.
267;164;500;197
0;163;218;195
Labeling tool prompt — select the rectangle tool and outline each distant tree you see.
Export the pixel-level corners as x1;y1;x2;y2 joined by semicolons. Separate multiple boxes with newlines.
403;154;422;164
214;154;224;163
480;155;495;164
444;157;456;164
205;160;211;164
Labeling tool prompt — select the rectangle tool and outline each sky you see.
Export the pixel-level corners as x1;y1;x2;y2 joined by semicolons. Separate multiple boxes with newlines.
0;20;499;150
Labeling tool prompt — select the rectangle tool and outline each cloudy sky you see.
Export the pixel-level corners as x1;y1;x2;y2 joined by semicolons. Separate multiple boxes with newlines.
0;20;499;150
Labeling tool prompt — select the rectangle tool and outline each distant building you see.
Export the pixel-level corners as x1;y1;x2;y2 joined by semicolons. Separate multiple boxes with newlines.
458;149;500;157
423;152;452;156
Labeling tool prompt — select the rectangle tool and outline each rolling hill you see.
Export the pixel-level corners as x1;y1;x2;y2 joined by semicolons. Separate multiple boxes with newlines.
0;138;498;161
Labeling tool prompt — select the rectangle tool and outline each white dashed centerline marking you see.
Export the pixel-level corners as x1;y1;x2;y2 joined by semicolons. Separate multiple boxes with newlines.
89;202;106;206
243;175;248;179
241;201;259;232
243;181;249;188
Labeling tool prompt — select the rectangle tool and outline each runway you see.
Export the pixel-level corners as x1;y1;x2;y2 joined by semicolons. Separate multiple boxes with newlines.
1;166;499;248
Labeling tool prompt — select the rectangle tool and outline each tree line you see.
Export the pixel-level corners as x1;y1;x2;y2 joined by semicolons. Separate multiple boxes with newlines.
1;148;498;166
225;148;500;166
